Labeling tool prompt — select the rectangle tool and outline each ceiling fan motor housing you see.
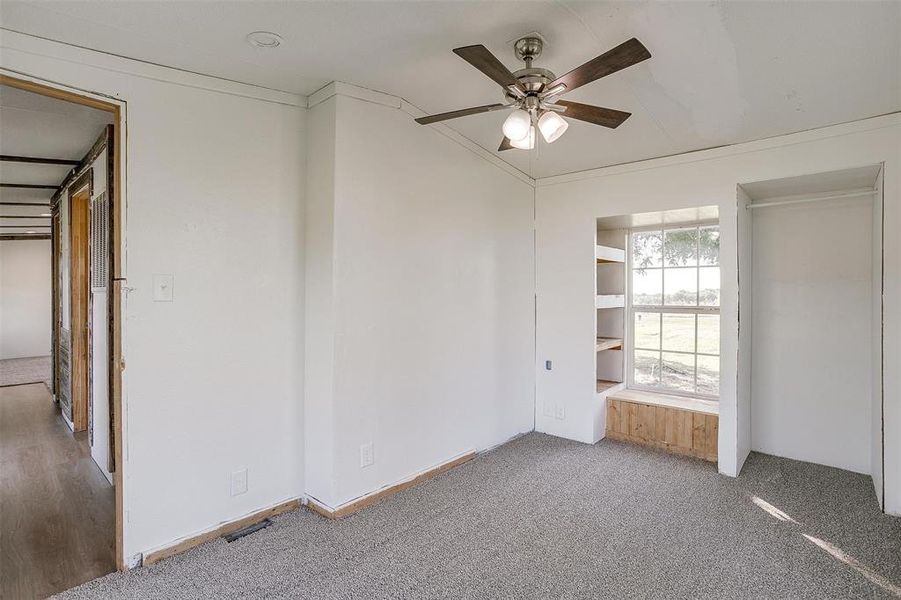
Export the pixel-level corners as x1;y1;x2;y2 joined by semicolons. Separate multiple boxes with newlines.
509;36;556;98
507;68;557;98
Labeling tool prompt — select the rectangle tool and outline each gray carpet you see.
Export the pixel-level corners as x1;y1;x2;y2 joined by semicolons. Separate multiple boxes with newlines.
0;356;51;388
58;433;901;599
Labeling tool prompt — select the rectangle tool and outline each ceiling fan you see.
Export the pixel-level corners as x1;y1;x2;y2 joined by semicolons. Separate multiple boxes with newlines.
415;35;651;150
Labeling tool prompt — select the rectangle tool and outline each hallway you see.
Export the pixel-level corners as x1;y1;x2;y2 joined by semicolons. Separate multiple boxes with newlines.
0;383;115;599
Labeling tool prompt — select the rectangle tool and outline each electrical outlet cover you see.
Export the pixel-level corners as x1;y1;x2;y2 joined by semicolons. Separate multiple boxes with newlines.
360;442;374;468
230;468;248;496
555;405;565;420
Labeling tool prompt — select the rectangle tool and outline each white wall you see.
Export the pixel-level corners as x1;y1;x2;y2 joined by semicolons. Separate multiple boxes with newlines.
535;114;900;515
303;96;337;504
304;86;536;509
1;31;307;560
750;195;873;474
0;239;51;360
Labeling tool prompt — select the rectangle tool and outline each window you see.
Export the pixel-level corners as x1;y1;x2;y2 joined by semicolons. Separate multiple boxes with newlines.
629;224;720;397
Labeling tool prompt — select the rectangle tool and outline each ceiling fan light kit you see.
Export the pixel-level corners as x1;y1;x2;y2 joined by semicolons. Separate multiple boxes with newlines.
538;110;568;143
415;34;651;152
510;126;536;150
502;109;532;141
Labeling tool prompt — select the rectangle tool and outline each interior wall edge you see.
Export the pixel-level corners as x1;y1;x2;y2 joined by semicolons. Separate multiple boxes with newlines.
735;185;754;477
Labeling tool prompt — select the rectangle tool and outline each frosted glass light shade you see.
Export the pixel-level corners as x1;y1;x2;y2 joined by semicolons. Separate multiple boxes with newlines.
538;111;569;143
510;125;535;150
502;109;532;141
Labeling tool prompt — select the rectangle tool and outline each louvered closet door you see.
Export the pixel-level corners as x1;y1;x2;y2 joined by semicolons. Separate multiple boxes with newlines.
90;192;113;479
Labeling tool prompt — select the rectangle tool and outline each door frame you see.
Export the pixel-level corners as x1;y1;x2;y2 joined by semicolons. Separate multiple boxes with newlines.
0;74;127;571
51;209;60;400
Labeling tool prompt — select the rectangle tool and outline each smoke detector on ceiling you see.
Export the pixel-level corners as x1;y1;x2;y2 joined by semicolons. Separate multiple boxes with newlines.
246;31;283;49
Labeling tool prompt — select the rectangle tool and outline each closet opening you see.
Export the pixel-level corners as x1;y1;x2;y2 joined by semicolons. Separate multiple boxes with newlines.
739;165;885;508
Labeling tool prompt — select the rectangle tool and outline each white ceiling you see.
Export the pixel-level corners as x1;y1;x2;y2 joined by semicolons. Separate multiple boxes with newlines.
1;1;898;179
0;84;113;232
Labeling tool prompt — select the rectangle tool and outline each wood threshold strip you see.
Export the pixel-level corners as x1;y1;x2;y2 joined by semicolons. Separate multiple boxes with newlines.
307;450;476;520
142;498;301;566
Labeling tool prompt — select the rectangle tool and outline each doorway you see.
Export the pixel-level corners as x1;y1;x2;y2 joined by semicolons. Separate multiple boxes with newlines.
0;74;126;594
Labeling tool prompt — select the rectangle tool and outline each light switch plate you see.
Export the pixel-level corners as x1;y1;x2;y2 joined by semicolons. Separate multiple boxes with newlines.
152;274;174;302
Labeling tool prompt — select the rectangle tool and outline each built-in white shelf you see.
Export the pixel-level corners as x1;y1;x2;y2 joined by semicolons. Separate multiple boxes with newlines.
596;245;625;264
596;337;623;352
596;230;626;400
595;294;625;309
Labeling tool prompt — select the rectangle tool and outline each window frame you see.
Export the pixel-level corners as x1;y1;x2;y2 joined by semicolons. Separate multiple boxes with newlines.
626;221;721;400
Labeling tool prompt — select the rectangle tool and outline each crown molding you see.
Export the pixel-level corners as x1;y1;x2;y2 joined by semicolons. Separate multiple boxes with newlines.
0;28;306;107
537;112;901;187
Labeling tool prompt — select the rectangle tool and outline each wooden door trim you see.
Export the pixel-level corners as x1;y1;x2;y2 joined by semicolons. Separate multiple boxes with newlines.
68;172;92;432
1;74;128;572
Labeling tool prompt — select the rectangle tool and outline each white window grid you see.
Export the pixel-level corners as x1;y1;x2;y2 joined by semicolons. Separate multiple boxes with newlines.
626;222;720;399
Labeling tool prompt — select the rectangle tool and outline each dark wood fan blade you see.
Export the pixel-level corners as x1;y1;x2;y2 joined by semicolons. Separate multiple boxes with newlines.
498;137;514;151
415;103;506;125
550;38;650;93
557;101;631;129
453;45;519;88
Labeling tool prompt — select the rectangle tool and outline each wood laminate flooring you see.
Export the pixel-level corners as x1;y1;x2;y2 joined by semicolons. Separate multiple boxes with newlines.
1;383;114;599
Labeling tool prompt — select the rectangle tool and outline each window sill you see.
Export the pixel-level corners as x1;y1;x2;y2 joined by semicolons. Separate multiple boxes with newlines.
608;388;719;416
